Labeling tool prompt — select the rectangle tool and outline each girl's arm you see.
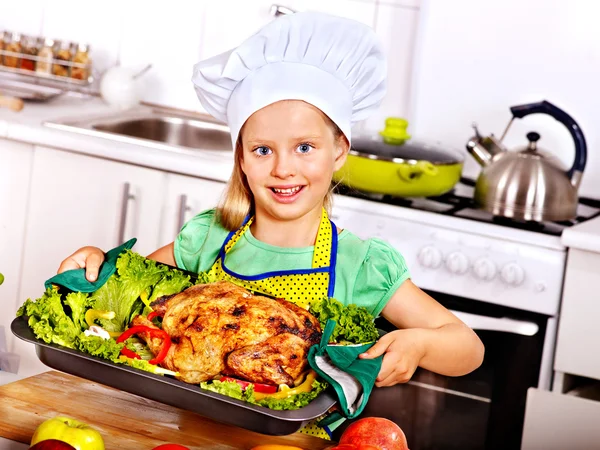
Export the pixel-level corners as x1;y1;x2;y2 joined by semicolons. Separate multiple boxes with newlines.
360;280;485;387
146;242;176;266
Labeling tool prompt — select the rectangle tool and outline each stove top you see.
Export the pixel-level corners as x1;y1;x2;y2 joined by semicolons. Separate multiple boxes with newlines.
334;179;600;237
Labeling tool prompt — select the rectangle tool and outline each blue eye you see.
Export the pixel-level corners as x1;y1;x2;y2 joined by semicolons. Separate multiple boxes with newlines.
253;146;272;156
297;143;313;154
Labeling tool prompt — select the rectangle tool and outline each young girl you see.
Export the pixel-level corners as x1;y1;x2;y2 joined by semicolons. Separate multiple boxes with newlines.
58;10;483;415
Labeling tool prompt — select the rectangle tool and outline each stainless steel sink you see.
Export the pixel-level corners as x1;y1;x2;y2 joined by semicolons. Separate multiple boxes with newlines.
45;107;233;153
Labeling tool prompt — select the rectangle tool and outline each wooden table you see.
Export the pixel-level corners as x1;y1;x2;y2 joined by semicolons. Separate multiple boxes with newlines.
0;371;333;449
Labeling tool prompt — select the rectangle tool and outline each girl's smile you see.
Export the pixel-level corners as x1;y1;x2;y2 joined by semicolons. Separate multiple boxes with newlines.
269;185;306;203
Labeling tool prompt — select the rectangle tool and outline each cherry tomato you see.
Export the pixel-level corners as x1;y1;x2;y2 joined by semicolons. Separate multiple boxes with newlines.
220;376;278;394
250;446;306;450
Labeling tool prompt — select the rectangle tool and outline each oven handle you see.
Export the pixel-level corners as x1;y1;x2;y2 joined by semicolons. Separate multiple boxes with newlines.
450;310;539;336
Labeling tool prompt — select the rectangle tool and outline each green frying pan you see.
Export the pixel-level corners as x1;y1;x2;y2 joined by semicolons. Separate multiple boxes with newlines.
333;118;464;197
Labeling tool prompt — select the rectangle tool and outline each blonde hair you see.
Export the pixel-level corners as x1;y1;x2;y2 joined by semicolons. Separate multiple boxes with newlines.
217;115;346;231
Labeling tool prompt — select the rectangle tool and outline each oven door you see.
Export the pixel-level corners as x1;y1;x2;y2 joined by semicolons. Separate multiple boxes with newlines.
332;293;549;450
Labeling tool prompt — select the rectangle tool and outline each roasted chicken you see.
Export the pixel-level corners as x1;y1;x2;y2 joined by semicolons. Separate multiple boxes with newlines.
131;281;322;385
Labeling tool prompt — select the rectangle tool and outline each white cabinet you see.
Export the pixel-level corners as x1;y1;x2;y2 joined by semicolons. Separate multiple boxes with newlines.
522;388;600;450
15;147;166;377
555;249;600;380
199;0;377;60
158;173;227;247
521;247;600;449
0;139;34;363
13;147;228;377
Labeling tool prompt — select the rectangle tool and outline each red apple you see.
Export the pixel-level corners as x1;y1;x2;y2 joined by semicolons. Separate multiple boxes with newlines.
339;417;409;450
29;440;77;450
329;445;381;450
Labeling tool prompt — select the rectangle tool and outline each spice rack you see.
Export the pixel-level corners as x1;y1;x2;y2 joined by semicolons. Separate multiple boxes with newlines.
0;30;93;87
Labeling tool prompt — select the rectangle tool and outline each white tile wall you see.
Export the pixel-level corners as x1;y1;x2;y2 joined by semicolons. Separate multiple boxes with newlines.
40;0;121;74
0;0;44;36
118;0;205;112
0;0;420;118
363;3;420;133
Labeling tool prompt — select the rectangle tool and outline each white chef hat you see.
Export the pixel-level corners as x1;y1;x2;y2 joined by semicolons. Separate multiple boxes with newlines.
192;11;387;147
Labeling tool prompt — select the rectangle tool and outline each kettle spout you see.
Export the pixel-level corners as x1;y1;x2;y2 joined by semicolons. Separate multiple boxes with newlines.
466;134;505;167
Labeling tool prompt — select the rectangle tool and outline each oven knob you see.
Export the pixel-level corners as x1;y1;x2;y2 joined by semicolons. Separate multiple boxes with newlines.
473;258;497;281
445;251;469;274
418;246;443;268
501;263;525;286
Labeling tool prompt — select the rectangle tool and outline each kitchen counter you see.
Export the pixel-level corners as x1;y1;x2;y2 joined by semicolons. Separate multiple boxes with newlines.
0;371;331;450
0;93;234;183
562;215;600;253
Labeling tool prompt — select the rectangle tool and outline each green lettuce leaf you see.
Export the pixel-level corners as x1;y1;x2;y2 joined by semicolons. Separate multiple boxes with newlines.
200;379;250;401
17;287;82;348
90;250;168;332
76;334;124;362
199;379;329;410
254;379;329;410
148;269;193;304
63;291;94;332
309;297;378;344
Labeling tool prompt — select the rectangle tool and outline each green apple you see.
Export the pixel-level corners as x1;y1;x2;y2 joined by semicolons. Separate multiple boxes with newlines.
30;416;104;450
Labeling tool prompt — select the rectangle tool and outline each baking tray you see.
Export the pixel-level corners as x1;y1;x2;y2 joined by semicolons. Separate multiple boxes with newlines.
12;316;337;435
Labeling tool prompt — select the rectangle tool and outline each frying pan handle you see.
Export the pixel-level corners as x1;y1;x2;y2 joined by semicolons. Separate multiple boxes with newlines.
510;100;587;181
397;161;438;182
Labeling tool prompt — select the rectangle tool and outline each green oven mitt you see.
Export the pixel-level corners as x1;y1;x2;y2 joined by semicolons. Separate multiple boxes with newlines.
44;238;137;292
308;319;383;425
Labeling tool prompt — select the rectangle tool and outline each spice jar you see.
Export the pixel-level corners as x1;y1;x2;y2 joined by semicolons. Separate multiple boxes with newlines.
0;31;9;65
3;32;22;68
70;43;91;80
35;38;54;75
19;35;39;71
0;31;7;51
52;40;74;77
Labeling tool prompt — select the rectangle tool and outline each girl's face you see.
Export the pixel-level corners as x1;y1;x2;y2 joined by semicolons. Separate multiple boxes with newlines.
240;100;348;223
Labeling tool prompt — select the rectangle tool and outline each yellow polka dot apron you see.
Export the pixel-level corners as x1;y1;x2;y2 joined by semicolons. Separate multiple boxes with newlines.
207;207;338;439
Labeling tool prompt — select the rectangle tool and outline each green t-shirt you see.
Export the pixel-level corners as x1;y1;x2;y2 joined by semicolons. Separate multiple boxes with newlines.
174;209;410;317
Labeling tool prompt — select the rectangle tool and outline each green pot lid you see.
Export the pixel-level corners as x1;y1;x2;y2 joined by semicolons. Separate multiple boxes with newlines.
352;117;464;164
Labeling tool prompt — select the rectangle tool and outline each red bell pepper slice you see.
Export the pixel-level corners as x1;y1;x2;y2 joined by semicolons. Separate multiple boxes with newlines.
147;311;159;321
219;376;278;394
120;348;141;359
116;325;171;365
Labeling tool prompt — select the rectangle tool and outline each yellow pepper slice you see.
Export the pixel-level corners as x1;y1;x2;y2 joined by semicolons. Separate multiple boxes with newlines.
140;290;152;310
253;370;317;400
84;309;121;338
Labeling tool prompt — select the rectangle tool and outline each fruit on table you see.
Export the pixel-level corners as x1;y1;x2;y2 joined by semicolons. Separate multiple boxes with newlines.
328;444;382;450
338;417;409;450
29;440;77;450
30;416;105;450
0;272;4;285
151;445;191;450
250;446;306;450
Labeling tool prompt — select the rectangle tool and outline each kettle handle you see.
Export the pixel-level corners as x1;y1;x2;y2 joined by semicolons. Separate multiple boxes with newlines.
509;100;587;181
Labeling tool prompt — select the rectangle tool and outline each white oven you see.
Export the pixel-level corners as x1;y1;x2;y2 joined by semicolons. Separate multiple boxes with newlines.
329;184;599;450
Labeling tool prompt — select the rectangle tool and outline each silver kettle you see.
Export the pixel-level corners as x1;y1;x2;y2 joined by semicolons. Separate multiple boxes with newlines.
466;100;587;222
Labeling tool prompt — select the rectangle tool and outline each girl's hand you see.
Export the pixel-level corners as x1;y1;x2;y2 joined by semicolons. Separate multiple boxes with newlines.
57;246;105;282
359;329;426;387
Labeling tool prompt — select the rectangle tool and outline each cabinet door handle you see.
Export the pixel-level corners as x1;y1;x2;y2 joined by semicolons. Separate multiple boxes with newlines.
177;194;191;234
270;4;295;16
118;182;135;245
449;309;539;336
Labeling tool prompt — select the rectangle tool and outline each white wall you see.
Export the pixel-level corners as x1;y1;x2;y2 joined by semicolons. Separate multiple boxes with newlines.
0;0;420;127
410;0;600;199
